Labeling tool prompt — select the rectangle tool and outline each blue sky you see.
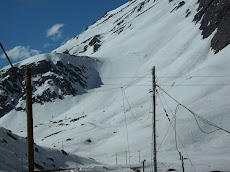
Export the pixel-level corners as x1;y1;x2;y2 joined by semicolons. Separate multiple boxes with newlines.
0;0;129;68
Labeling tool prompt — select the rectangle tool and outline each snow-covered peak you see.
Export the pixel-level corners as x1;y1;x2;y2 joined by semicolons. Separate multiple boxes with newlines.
0;53;102;117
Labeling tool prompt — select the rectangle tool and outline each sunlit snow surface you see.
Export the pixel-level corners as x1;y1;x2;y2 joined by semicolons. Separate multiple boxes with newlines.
1;0;230;171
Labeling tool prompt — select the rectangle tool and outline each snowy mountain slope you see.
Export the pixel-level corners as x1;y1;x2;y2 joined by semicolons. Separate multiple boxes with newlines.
1;0;230;171
0;53;102;117
0;126;99;172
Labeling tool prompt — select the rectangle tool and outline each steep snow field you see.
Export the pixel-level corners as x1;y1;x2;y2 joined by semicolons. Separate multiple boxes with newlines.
1;0;230;171
0;127;99;172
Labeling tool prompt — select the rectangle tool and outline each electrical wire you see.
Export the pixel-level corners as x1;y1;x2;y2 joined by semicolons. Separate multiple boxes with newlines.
121;88;131;167
0;42;25;91
122;88;150;123
156;90;180;155
88;71;151;93
87;86;122;93
103;75;230;79
102;84;230;87
157;123;173;151
156;89;197;172
122;71;151;89
157;85;230;134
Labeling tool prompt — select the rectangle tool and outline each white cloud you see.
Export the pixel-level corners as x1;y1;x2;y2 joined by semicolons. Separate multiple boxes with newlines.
0;46;41;61
43;43;52;48
46;24;65;40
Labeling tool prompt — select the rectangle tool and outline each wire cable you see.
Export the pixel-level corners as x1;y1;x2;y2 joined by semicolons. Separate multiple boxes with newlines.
121;88;131;167
157;90;180;155
156;89;197;172
0;42;25;91
122;70;151;89
122;88;150;123
157;85;230;134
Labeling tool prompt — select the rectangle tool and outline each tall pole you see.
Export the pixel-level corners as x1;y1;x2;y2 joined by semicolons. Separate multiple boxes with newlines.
182;156;185;172
116;153;117;165
152;66;157;172
26;67;34;172
126;151;127;165
138;151;140;163
142;160;146;172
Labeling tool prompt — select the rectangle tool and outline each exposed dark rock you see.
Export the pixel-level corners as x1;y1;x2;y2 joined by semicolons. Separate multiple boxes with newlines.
185;9;191;18
34;162;45;170
70;115;86;122
63;49;69;54
43;131;62;139
86;139;92;143
49;158;54;162
89;35;101;46
0;55;102;117
193;0;230;53
171;1;185;12
61;149;68;155
1;139;7;144
94;43;101;52
137;2;145;12
35;147;39;153
79;45;88;54
7;132;17;141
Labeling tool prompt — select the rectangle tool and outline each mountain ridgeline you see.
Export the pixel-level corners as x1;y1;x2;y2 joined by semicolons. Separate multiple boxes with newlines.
54;0;230;56
0;0;230;171
0;53;102;117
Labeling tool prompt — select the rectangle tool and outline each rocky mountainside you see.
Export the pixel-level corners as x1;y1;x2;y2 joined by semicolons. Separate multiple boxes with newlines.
54;0;230;56
193;0;230;53
0;0;230;171
0;53;102;117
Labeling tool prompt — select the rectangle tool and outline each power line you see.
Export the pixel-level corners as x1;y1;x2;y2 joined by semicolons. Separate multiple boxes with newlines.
102;84;230;87
156;89;197;172
156;90;180;155
157;123;173;151
87;86;121;93
122;88;150;123
158;84;230;87
0;42;25;91
87;71;151;93
122;71;151;89
157;85;218;134
157;85;230;134
121;88;131;167
103;75;230;79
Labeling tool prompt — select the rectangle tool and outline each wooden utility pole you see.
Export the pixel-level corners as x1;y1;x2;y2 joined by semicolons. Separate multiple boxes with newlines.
26;67;34;172
182;156;185;172
152;66;157;172
142;160;146;172
116;153;118;165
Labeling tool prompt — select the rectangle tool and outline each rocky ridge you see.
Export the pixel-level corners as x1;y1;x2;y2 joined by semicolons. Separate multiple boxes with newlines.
55;0;230;56
0;53;102;117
